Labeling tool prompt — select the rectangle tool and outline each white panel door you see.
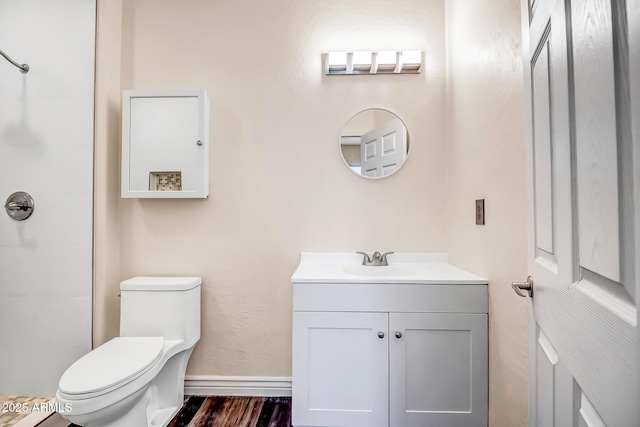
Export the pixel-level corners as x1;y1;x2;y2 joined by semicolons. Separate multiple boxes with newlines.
360;118;407;177
389;313;487;427
522;0;638;426
292;311;388;427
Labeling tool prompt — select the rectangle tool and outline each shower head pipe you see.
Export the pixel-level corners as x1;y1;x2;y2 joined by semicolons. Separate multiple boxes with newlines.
0;49;29;74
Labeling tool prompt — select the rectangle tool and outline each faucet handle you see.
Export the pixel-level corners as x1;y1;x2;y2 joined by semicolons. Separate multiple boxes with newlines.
381;252;395;263
356;251;371;265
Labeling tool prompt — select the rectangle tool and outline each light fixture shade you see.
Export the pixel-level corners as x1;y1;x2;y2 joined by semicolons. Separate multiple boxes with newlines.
376;51;397;64
400;50;422;72
352;51;372;72
327;52;348;73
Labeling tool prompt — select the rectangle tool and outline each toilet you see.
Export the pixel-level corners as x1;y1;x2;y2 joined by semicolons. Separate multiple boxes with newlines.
55;277;201;427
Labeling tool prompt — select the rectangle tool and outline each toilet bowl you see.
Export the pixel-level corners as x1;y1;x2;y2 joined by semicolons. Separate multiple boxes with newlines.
56;277;201;427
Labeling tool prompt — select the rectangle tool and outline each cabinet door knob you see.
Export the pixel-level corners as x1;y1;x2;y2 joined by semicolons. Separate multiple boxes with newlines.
378;332;385;339
395;331;402;339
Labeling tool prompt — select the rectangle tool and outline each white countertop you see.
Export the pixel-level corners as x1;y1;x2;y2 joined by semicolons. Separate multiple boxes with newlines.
291;252;488;284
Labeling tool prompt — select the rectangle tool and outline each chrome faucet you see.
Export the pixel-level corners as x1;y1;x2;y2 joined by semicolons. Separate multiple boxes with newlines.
356;251;395;266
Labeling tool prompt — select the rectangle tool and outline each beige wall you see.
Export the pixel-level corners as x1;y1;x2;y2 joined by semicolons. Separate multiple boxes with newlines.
93;0;529;424
94;0;123;346
445;0;529;426
95;0;447;376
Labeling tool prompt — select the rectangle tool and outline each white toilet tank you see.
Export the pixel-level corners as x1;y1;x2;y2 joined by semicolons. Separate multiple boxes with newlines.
119;277;201;346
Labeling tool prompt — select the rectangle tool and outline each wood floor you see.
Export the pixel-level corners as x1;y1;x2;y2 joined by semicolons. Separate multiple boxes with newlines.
169;396;291;427
64;396;291;427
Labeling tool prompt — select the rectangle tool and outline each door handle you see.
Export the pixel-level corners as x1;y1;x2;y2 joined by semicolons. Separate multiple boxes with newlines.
512;276;533;298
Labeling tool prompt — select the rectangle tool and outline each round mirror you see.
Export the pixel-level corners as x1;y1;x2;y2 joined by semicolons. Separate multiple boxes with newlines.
339;109;410;178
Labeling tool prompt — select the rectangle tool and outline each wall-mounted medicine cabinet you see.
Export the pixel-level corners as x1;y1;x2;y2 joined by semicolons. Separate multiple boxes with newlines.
121;89;209;198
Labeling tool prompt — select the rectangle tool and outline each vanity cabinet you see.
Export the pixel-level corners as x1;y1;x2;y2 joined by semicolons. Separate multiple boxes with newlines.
291;254;488;427
293;308;487;427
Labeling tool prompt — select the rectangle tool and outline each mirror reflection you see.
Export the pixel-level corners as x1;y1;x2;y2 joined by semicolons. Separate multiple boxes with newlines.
339;109;410;178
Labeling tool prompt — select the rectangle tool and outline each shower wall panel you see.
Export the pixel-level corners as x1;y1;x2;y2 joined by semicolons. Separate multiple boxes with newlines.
0;0;95;396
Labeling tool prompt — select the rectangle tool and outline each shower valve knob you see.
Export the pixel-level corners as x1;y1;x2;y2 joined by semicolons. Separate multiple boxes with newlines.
4;191;34;221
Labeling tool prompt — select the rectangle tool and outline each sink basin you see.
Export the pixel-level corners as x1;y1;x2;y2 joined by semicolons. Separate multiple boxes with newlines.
342;265;416;277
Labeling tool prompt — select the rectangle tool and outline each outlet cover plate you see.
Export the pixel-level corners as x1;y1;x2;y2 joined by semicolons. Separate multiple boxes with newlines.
476;199;485;225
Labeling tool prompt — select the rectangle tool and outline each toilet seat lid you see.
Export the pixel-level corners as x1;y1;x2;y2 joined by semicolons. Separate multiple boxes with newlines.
59;337;164;396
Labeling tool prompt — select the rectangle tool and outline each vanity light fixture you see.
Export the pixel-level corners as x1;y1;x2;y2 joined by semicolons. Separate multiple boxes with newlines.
324;50;422;75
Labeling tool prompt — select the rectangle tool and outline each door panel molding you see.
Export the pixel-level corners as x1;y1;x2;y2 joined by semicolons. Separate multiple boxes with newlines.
532;38;556;256
572;0;622;285
578;269;636;325
611;0;637;300
579;392;607;427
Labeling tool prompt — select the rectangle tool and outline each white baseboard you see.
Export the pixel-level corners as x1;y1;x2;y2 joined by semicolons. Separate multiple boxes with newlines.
184;375;292;397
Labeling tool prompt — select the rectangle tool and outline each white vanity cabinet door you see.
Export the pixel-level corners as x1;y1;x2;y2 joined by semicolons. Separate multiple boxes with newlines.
292;311;389;427
389;313;488;427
